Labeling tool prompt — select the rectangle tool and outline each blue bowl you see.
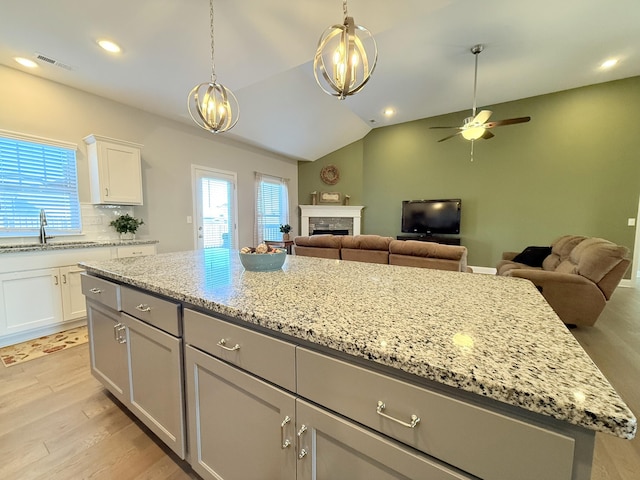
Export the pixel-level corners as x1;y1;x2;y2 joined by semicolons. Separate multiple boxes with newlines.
239;249;286;271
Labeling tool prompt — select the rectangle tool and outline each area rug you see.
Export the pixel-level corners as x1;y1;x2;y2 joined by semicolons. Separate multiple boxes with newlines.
0;325;88;367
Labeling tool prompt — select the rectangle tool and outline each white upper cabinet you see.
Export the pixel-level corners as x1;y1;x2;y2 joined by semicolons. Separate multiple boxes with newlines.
84;134;143;205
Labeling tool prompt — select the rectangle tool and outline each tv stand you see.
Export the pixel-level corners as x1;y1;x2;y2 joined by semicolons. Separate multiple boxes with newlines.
396;235;461;246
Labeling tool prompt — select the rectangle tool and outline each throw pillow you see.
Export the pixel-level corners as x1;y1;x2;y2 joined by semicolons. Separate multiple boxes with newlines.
513;246;552;267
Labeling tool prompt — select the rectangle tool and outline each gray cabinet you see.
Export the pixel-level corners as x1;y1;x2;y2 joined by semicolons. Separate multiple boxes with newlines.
86;302;129;405
183;308;474;480
296;400;471;480
185;345;296;480
123;313;185;459
83;274;185;459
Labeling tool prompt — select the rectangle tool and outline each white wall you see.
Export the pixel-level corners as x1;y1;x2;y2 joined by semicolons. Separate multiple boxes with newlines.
0;65;299;253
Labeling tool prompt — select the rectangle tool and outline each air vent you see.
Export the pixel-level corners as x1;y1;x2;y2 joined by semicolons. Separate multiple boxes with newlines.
35;52;73;71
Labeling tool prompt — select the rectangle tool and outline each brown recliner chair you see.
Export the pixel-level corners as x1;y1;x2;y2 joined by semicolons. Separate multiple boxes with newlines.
497;235;630;327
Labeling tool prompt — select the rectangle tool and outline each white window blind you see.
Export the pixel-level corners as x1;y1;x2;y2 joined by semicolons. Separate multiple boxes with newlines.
254;173;289;245
0;133;81;237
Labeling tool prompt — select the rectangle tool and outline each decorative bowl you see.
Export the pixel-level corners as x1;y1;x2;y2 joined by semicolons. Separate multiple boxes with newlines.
239;249;286;271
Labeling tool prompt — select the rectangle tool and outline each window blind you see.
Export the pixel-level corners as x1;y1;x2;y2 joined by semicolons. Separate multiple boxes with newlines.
0;135;81;237
254;173;289;245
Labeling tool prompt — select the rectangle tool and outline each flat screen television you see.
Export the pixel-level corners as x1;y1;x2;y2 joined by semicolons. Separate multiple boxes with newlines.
401;199;461;235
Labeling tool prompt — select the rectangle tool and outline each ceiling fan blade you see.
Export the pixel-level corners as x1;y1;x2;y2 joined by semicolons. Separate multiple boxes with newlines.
429;126;463;129
437;131;462;142
473;110;492;124
484;116;531;129
481;130;495;140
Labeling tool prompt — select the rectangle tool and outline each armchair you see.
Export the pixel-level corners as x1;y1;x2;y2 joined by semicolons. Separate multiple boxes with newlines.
497;236;630;326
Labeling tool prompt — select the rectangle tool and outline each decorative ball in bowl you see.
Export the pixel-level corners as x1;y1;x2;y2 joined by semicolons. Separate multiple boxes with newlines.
239;245;286;271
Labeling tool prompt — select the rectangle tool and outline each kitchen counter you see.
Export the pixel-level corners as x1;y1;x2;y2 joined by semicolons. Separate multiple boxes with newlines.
79;248;636;440
0;239;158;254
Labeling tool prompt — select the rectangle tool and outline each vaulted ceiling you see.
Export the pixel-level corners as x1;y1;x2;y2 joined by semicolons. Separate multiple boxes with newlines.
1;0;639;161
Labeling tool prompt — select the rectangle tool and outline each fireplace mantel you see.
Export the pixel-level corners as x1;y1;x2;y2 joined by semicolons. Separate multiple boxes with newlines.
299;205;364;236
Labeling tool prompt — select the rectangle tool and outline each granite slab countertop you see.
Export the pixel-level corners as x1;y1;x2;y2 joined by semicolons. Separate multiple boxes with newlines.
0;239;158;254
79;248;637;440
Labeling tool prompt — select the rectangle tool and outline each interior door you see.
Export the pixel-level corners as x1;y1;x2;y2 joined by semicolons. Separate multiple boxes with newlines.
192;166;238;250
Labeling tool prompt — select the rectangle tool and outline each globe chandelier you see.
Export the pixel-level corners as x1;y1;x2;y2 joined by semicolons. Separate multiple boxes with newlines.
188;0;239;133
313;0;378;99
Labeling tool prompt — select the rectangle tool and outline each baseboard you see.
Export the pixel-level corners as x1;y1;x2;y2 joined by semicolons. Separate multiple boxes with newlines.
619;278;636;288
0;318;87;348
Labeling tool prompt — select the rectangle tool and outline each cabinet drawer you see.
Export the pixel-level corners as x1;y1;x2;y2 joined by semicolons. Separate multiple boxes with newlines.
297;348;575;480
116;244;156;258
121;286;180;337
184;308;296;392
81;274;121;311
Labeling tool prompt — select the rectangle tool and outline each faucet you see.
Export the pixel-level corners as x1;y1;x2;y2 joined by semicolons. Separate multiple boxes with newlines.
39;209;48;244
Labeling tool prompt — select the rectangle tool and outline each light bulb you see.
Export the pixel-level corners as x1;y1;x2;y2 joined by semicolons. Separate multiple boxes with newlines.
461;126;485;141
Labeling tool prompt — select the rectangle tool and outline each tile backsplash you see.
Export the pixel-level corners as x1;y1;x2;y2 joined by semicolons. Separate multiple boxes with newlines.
0;203;139;245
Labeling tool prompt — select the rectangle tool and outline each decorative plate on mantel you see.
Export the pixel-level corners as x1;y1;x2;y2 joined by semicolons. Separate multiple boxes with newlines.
320;164;339;185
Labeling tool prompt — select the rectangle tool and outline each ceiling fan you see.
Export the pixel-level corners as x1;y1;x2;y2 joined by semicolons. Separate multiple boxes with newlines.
431;44;531;158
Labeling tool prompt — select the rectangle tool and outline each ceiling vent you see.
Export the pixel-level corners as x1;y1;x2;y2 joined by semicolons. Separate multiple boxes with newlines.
35;52;73;71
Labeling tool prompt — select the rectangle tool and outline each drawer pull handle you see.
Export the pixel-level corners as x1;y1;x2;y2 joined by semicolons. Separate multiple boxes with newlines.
281;416;291;449
217;338;240;351
297;425;308;459
89;288;102;294
136;304;152;312
376;401;420;429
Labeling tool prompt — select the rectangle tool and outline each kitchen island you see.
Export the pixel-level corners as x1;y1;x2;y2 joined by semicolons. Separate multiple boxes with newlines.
80;248;636;480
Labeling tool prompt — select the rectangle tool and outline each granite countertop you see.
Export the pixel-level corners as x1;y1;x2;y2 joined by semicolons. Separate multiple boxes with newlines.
79;248;637;440
0;239;158;254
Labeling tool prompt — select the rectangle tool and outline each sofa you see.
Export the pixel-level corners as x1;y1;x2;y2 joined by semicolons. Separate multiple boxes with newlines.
294;235;470;273
497;235;630;327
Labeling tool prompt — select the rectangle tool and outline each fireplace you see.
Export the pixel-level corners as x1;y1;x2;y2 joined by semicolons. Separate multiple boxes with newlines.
299;205;364;237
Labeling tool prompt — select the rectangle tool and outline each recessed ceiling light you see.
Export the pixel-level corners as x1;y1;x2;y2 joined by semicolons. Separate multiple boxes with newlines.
600;58;618;69
98;39;122;53
15;57;38;68
383;108;395;117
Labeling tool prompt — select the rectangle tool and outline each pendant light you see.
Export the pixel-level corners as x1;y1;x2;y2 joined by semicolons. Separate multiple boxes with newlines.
313;0;377;100
188;0;239;133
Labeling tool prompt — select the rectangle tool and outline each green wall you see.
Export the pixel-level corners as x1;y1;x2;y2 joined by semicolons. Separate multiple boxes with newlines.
299;76;640;268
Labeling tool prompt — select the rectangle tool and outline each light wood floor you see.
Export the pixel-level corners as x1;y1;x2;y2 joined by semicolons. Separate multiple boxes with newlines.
0;342;198;479
1;288;638;480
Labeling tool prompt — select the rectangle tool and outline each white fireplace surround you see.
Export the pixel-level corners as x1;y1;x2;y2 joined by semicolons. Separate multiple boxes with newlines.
299;205;364;236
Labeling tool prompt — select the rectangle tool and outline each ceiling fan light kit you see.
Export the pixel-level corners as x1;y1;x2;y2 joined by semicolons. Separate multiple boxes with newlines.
431;44;531;159
188;0;239;133
313;0;378;99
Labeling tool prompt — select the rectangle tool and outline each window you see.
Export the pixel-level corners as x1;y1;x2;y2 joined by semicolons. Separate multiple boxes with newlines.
0;131;81;238
254;173;289;245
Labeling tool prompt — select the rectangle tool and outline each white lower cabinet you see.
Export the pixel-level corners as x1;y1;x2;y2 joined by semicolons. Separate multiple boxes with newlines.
0;267;70;337
60;265;88;321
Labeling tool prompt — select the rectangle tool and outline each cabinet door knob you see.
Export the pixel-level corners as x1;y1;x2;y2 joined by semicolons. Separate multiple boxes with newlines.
376;401;420;428
62;274;67;284
54;275;59;285
90;287;102;294
217;338;240;351
135;304;151;312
